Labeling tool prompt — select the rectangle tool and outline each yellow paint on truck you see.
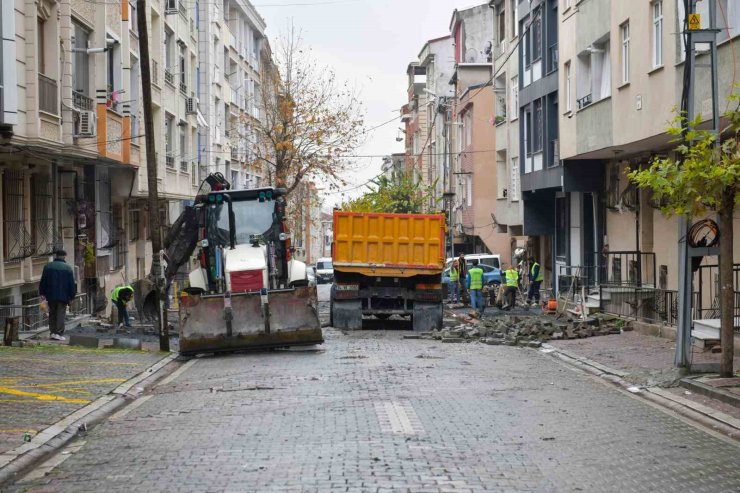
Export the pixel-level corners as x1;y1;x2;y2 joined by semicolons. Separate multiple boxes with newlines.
332;212;446;277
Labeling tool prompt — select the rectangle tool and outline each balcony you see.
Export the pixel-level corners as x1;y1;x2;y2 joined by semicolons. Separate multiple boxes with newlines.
180;159;189;172
577;93;592;110
72;90;93;111
230;147;238;160
38;74;58;115
179;81;187;95
164;69;174;86
166;153;175;168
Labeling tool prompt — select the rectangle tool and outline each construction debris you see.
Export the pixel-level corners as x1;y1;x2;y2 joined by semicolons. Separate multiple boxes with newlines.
416;314;630;347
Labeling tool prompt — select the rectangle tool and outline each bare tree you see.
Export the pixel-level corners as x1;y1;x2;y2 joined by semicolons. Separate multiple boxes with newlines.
251;30;365;195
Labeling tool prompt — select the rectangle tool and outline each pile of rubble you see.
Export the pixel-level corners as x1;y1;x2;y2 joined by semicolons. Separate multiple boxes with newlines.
414;315;631;347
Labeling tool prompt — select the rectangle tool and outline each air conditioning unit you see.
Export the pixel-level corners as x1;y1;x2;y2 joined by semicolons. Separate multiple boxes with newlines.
165;0;177;14
186;97;196;114
78;110;96;137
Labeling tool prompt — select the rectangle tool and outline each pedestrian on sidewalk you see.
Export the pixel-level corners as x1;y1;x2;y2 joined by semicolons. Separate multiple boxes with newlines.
526;256;544;306
467;259;485;317
39;250;77;342
111;285;135;328
502;263;519;310
457;253;468;306
449;259;460;303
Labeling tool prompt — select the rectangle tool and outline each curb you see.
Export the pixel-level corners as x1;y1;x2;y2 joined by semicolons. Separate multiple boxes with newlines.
0;353;180;487
539;344;740;442
679;377;740;408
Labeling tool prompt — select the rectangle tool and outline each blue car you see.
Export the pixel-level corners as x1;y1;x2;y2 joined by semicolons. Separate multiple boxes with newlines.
442;263;501;288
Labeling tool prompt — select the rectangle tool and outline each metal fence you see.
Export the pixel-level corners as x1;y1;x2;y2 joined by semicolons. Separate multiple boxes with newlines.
0;293;90;333
598;251;656;287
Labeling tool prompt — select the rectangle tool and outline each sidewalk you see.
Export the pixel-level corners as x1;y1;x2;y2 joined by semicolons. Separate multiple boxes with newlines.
548;331;740;426
0;343;166;457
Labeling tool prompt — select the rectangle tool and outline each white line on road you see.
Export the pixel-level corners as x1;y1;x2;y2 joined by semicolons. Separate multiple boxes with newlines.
375;401;424;435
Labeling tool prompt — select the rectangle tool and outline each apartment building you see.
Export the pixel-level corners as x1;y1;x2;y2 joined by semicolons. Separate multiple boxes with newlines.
517;0;561;289
558;0;740;313
417;35;455;209
446;4;512;261
489;0;524;239
401;62;431;187
198;0;267;191
0;0;196;318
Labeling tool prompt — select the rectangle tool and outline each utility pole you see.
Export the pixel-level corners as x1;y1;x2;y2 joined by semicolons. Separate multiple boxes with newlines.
675;0;720;369
136;0;169;351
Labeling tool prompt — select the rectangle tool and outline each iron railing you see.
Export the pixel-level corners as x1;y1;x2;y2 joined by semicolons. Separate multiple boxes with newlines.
180;159;189;172
548;43;559;74
72;90;94;111
165;153;175;168
164;69;174;86
0;293;90;333
152;60;160;85
38;74;58;115
577;93;592;110
598;251;656;288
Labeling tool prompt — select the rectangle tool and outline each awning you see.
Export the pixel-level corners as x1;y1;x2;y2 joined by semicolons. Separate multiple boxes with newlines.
196;108;209;128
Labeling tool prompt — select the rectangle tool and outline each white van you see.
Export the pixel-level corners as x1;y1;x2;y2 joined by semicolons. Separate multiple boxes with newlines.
446;254;502;270
315;257;334;284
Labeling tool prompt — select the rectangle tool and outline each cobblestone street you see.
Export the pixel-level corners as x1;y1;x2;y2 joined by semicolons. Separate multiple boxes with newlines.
9;324;740;492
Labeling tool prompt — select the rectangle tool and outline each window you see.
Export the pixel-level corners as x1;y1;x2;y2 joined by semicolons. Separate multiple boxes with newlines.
564;61;572;111
129;209;140;242
464;110;473;147
510;157;519;201
179;46;187;93
164;29;174;84
652;1;663;68
523;26;531;66
512;0;518;38
466;175;472;207
3;171;33;261
179;125;186;170
621;22;630;83
497;5;506;45
130;56;139;143
30;174;54;256
532;10;542;61
510;75;518;120
565;0;572;9
533;99;543;153
555;197;568;260
96;168;113;250
107;36;122;111
129;1;138;35
524;107;532;155
37;18;46;75
72;21;90;105
165;114;174;166
231;170;239;189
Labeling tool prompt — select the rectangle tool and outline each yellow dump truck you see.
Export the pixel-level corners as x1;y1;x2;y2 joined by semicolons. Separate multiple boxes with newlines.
330;211;446;331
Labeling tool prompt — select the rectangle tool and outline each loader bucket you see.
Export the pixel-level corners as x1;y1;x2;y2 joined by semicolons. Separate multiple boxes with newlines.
178;286;323;355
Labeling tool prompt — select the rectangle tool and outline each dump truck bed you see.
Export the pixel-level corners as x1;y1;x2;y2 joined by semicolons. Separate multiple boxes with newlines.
332;211;446;277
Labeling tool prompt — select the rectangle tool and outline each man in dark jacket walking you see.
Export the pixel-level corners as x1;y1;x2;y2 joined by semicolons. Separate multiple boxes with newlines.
39;250;77;341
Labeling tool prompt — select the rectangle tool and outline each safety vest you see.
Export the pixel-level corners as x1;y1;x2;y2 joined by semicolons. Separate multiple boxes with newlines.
469;267;484;290
450;266;459;282
505;269;519;288
531;262;544;282
111;285;134;302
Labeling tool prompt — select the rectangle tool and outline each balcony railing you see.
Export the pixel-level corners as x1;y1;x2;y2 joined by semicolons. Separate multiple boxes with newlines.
164;69;174;86
179;81;187;95
38;74;58;115
180;159;189;172
577;93;592;110
230;147;238;160
72;90;93;111
166;153;175;168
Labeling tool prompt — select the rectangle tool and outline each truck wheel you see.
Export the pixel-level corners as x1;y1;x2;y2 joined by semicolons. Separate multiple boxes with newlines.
331;300;362;330
412;302;443;332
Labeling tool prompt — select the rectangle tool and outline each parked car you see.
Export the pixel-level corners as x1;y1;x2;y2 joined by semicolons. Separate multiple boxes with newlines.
306;266;317;286
316;257;334;284
442;262;501;287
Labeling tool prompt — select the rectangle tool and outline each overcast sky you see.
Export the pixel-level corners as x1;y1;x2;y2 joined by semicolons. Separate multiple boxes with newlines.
257;0;483;205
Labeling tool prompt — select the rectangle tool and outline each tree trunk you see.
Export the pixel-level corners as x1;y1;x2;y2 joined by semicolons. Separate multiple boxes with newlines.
719;189;735;377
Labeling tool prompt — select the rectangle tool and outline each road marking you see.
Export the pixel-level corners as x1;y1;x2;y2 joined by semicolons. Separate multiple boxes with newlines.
32;378;127;388
156;359;198;388
109;395;153;422
375;401;424;435
0;386;90;405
